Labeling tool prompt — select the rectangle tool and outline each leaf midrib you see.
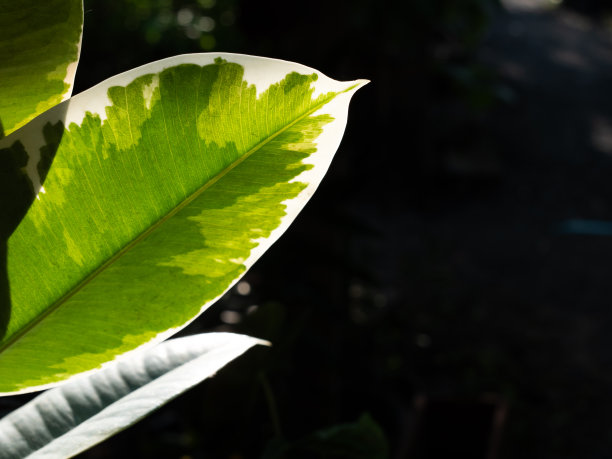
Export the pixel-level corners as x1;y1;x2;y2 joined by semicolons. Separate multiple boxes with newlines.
0;90;340;355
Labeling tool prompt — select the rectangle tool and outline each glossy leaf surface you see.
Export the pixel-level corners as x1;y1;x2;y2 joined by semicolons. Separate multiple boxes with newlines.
0;333;265;458
0;53;366;393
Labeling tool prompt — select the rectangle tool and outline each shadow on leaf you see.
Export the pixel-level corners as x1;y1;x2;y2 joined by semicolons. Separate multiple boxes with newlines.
0;117;65;340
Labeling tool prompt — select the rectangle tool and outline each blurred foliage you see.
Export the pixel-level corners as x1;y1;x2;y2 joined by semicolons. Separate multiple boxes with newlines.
262;413;389;459
78;0;242;91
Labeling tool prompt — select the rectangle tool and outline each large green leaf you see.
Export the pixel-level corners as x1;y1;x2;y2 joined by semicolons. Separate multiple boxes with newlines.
0;0;83;138
0;333;266;459
0;53;366;394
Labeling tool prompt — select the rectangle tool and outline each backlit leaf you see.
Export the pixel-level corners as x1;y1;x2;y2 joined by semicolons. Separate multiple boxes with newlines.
0;0;83;137
0;53;366;394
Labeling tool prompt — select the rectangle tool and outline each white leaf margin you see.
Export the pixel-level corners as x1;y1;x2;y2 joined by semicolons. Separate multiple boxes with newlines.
0;53;367;395
0;332;267;459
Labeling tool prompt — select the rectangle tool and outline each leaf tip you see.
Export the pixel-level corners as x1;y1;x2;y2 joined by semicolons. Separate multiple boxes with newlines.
341;79;370;96
255;338;272;347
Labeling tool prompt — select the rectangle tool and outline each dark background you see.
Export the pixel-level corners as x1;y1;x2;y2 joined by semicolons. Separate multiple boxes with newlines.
19;0;612;457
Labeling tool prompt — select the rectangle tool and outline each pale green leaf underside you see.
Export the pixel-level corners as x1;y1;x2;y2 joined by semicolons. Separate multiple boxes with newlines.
0;53;365;393
0;332;266;459
0;0;83;137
